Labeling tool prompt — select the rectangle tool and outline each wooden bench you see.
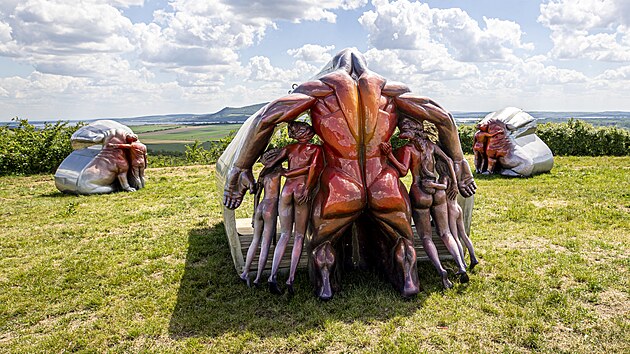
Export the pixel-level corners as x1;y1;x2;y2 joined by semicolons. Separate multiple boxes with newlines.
222;194;474;274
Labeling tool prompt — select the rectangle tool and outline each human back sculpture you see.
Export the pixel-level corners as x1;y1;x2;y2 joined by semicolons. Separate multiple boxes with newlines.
223;49;476;300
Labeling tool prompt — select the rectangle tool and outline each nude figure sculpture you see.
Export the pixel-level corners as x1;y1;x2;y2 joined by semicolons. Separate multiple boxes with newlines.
264;121;324;295
436;159;479;270
107;134;147;190
381;118;469;289
223;48;476;300
240;148;284;287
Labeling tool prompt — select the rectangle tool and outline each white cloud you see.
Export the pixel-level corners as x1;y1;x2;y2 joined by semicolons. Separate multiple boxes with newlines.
359;0;532;62
539;0;630;61
223;0;367;23
287;44;335;63
247;56;316;83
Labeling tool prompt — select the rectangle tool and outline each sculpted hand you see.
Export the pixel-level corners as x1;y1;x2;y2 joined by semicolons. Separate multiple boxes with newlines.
296;190;310;205
223;167;255;209
446;184;458;201
379;142;392;156
454;160;477;198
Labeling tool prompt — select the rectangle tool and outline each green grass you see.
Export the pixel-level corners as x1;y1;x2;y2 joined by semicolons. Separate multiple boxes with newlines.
130;124;182;134
138;124;241;143
0;157;628;353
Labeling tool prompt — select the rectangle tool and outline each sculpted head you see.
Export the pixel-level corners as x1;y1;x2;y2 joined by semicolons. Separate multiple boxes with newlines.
397;117;423;140
125;133;139;143
331;48;368;79
259;148;281;167
288;121;315;142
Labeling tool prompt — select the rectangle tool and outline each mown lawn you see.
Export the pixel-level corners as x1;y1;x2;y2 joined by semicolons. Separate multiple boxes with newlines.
0;156;628;353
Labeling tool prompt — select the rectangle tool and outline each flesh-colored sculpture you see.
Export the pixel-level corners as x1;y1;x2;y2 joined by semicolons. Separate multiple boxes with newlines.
223;49;475;300
474;107;554;177
265;121;324;295
240;148;283;287
473;123;498;174
108;134;148;190
381;118;469;289
436;159;478;269
55;120;148;194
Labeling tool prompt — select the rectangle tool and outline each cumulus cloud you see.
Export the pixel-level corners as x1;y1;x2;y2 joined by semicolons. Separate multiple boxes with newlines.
224;0;367;23
539;0;630;61
359;0;532;62
287;44;335;63
247;56;316;83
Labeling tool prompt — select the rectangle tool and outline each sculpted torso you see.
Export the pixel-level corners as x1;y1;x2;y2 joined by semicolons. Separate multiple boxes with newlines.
295;71;405;218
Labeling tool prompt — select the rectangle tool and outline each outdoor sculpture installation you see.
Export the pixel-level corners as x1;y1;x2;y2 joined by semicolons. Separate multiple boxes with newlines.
222;48;476;300
380;118;469;288
474;107;554;177
55;120;148;194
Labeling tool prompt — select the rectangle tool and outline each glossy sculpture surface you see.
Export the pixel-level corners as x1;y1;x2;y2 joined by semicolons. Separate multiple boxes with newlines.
221;49;476;300
474;107;554;177
55;120;148;194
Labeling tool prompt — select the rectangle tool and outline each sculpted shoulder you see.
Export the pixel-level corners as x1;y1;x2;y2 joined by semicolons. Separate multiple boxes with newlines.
293;80;334;97
382;81;411;97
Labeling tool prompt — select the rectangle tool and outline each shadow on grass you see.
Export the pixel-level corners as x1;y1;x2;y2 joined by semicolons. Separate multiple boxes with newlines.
168;222;449;339
38;191;81;198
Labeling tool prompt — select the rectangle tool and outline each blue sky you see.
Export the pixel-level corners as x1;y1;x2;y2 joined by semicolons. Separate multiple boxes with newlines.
1;0;630;121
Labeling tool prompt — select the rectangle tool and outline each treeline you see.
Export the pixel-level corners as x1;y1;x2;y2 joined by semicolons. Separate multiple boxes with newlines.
1;118;629;176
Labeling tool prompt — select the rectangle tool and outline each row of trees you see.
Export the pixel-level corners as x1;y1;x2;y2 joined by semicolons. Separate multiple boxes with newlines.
1;118;628;176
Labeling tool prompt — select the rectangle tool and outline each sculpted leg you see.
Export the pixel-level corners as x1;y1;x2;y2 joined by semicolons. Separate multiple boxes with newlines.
286;202;309;294
117;172;135;192
370;210;420;298
431;197;469;283
268;196;294;294
413;207;452;289
474;151;483;174
253;213;277;285
309;212;358;300
311;241;335;300
241;213;263;286
456;210;478;269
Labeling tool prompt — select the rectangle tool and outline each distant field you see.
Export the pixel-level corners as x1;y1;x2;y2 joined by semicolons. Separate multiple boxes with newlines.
130;124;181;134
137;124;241;153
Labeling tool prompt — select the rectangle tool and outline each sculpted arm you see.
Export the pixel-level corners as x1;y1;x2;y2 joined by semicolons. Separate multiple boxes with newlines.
381;142;411;177
299;148;323;204
434;146;458;200
224;82;328;209
393;93;476;197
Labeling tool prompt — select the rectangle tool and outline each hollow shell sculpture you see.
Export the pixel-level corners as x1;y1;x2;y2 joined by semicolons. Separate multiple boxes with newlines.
474;107;554;177
55;120;147;194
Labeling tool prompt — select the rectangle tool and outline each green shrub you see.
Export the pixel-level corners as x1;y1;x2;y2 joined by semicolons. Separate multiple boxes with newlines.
0;118;84;176
457;124;476;154
537;119;630;156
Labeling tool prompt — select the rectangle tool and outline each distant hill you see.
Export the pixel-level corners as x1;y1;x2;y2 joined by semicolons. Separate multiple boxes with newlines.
115;102;268;125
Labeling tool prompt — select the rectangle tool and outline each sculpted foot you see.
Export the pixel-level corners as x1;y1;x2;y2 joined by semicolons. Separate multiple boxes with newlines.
394;238;420;298
286;281;295;296
469;258;479;270
239;272;251;287
456;270;470;283
440;271;453;289
268;281;284;295
313;242;335;301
